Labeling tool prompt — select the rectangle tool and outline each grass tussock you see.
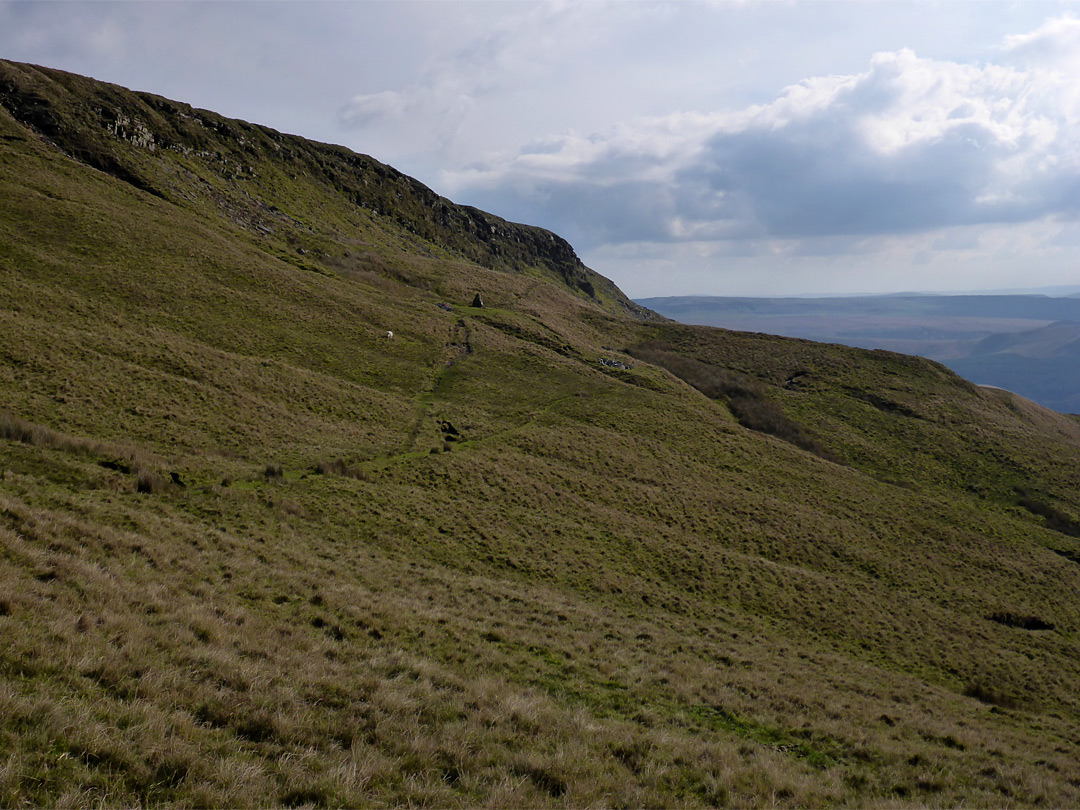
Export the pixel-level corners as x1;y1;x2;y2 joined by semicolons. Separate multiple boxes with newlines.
135;469;168;495
1;412;105;456
313;458;369;481
1;412;172;494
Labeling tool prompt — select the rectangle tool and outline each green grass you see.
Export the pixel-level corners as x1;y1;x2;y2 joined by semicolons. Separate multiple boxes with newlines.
3;58;1080;807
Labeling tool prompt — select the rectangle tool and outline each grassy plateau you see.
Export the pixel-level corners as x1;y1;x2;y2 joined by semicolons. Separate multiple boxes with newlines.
3;59;1080;807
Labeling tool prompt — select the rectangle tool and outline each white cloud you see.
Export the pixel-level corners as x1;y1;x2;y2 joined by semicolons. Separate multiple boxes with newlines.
1002;13;1080;68
447;16;1080;271
340;90;409;127
337;1;633;162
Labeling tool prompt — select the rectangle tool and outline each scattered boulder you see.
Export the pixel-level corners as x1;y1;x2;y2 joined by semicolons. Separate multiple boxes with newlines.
471;293;484;308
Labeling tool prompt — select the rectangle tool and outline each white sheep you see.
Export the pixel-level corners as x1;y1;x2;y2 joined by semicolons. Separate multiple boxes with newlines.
385;330;393;339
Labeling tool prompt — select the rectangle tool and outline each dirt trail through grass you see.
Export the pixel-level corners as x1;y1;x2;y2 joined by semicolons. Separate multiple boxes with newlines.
382;314;589;467
399;319;473;457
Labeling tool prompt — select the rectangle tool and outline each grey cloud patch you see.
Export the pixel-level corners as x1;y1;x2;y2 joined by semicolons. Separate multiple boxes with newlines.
462;178;674;251
689;115;1041;240
339;90;408;128
334;2;625;157
450;35;1080;255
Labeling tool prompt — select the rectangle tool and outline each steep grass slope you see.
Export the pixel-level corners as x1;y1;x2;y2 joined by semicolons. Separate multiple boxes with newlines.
3;60;1080;807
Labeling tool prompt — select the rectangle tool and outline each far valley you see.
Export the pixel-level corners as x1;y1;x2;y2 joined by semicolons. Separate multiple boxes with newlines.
638;293;1080;413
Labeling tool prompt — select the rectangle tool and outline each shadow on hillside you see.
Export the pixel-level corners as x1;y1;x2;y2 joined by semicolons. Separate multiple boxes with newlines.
627;342;835;461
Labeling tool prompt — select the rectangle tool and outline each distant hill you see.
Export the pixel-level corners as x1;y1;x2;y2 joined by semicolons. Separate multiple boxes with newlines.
5;59;1080;807
639;294;1080;412
950;322;1080;413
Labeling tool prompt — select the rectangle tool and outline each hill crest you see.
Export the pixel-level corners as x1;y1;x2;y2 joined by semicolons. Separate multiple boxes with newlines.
0;58;651;320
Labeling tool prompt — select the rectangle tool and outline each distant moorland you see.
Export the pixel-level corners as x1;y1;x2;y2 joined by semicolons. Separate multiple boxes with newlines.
639;294;1080;413
4;59;1080;807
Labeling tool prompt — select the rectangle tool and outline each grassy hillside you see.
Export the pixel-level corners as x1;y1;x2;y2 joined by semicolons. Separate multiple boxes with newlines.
4;59;1080;808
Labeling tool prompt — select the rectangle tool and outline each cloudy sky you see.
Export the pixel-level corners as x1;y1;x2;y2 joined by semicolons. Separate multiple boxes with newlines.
4;1;1080;297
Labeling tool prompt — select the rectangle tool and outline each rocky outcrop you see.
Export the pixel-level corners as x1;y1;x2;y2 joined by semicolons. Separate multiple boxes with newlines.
0;58;653;318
